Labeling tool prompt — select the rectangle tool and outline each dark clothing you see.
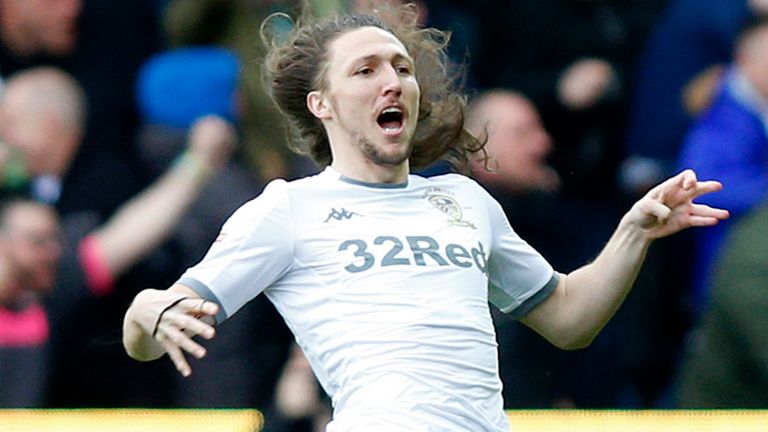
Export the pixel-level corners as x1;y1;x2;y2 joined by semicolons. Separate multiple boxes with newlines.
474;0;665;197
0;302;50;407
46;210;177;407
0;211;100;407
0;0;160;219
677;203;768;407
170;163;294;408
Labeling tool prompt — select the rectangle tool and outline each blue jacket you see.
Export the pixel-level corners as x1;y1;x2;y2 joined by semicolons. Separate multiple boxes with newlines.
626;0;750;168
678;69;768;310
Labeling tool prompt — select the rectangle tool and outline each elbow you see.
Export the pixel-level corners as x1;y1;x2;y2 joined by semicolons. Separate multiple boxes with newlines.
549;329;597;351
556;336;594;351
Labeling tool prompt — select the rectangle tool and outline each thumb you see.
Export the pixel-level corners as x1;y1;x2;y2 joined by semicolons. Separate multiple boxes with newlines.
633;198;671;227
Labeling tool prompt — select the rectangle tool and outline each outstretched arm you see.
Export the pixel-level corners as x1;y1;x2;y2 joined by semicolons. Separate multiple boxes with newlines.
521;170;729;349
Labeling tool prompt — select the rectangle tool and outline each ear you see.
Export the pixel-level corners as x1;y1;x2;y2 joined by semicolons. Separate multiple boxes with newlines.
307;90;332;120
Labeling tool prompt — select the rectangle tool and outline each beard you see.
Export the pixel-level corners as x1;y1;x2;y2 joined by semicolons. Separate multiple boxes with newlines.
353;131;412;167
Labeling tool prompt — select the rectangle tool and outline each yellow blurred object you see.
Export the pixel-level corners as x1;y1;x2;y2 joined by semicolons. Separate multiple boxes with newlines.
0;409;766;431
508;410;768;431
0;409;262;432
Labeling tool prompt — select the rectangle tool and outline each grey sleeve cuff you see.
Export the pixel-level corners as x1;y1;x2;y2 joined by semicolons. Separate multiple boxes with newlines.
176;276;227;324
506;273;560;319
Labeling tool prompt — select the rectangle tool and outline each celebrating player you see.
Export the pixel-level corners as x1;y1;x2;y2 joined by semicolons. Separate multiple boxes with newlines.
123;7;728;431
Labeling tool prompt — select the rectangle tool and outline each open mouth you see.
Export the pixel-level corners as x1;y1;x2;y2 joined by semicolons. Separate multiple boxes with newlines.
377;107;404;134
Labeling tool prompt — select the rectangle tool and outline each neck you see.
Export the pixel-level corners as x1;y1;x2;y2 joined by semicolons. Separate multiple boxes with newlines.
331;158;410;184
0;279;23;306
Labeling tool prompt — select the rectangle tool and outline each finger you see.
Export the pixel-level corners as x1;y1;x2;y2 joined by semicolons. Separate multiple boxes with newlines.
686;215;723;227
688;180;724;200
690;203;730;219
178;298;219;319
637;198;671;223
159;336;192;377
646;170;691;201
163;324;208;359
679;169;698;191
168;312;216;340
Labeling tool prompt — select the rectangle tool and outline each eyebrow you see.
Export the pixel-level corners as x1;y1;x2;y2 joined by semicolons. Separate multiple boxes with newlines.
354;52;414;66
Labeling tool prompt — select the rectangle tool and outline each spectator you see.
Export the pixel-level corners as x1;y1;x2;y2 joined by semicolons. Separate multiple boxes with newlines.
0;67;236;406
473;0;666;198
677;14;768;312
162;0;314;181
135;47;294;408
0;68;85;203
0;198;61;407
622;0;768;194
676;200;768;407
0;0;162;219
616;0;768;407
465;90;567;408
467;90;560;194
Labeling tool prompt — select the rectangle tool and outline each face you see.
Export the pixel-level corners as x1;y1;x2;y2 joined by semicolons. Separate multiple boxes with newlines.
0;203;61;294
478;96;558;192
19;0;82;56
311;26;420;170
740;26;768;98
0;75;81;176
0;87;61;175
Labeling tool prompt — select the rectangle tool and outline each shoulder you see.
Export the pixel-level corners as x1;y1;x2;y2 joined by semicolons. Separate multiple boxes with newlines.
416;172;486;191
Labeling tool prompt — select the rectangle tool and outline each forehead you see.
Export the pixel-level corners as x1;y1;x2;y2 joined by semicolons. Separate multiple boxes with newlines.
5;203;57;229
327;26;411;67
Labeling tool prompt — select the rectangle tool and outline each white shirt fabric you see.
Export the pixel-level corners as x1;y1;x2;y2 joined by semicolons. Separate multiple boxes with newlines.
178;166;557;432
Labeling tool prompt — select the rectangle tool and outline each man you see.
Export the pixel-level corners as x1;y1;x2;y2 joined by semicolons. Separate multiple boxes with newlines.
123;9;728;431
0;66;236;407
0;67;84;202
0;199;60;407
467;90;560;194
622;0;768;195
676;200;768;407
0;0;161;219
677;14;768;311
0;0;81;61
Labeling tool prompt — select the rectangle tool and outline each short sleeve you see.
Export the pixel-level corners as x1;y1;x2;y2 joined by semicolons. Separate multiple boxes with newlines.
481;188;557;318
177;180;294;322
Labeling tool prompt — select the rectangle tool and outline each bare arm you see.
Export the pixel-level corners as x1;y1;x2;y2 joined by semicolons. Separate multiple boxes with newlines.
91;116;235;278
521;170;729;349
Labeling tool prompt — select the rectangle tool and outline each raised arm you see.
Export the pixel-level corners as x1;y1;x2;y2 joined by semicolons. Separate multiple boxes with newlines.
521;170;729;349
91;116;235;277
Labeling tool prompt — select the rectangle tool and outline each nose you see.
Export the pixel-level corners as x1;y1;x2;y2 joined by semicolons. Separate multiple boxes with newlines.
380;64;402;97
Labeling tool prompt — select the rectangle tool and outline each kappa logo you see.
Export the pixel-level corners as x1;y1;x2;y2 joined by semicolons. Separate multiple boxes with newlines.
424;189;477;229
324;208;362;223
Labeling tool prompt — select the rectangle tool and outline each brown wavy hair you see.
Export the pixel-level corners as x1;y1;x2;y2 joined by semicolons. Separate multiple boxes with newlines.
261;4;484;172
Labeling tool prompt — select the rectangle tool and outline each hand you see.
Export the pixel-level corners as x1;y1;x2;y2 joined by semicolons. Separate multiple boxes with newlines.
186;115;237;172
627;169;729;239
125;289;218;376
558;58;615;110
749;0;768;13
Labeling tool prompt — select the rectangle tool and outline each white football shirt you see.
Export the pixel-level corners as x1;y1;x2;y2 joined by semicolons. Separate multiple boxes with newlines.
178;166;557;432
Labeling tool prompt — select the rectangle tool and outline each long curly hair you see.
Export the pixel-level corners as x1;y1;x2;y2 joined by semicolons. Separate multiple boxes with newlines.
262;4;484;172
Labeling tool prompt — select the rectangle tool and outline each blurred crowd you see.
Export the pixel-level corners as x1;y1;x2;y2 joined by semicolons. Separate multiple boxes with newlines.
0;0;766;429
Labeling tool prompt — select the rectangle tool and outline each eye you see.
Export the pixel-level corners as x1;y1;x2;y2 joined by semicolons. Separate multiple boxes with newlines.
355;66;374;76
395;64;412;75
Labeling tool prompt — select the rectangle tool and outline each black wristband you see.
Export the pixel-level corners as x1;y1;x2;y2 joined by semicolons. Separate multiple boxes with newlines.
152;297;190;338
